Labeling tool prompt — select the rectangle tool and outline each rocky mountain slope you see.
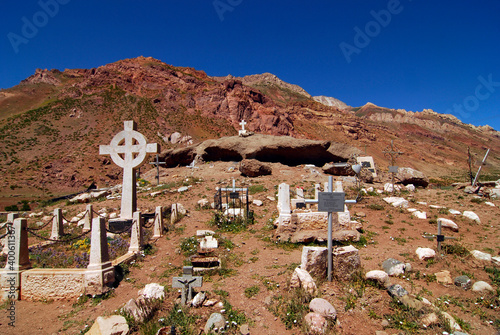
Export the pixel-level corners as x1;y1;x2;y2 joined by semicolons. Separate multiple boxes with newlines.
0;57;499;205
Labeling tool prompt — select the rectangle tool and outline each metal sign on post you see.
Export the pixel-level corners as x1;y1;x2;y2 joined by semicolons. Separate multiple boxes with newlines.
388;166;399;173
302;176;356;282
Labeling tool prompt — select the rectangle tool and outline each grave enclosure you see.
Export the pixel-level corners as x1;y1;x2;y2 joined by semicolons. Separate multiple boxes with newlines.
0;121;163;301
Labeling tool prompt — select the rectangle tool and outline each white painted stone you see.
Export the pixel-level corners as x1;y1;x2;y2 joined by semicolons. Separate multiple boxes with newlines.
484;201;495;207
416;247;435;260
412;211;427;219
429;205;444;209
492;256;500;266
177;186;189;193
266;196;275;201
472;281;494;292
192;291;206;307
448;209;461;215
437;218;459;232
407;208;417;212
417;201;427;205
463;211;480;223
365;270;389;286
139;283;165;300
99;121;159;219
471;250;491;262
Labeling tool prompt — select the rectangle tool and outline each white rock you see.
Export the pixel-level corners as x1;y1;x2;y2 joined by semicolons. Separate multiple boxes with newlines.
366;187;374;192
407;208;418;213
177;186;189;193
471;250;491;262
309;298;337;320
417;201;427;205
200;235;218;250
196;230;215;237
191;292;206;307
383;197;409;208
416;247;435;260
198;199;209;207
139;283;165;300
109;212;118;219
437;218;459;232
463;211;480;223
492;256;500;266
448;209;461;215
70;216;81;223
412;211;427;219
429;204;444;209
405;184;415;192
290;267;317;295
266;196;276;201
472;281;494;292
252;199;263;206
484;201;495;207
365;270;389;286
88;315;129;335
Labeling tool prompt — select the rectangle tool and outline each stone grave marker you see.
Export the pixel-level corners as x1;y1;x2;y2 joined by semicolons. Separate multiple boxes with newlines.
172;266;203;305
100;121;159;219
356;156;377;178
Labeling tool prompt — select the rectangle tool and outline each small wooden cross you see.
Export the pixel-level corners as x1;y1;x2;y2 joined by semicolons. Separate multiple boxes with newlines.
423;221;457;255
149;154;165;185
172;266;203;305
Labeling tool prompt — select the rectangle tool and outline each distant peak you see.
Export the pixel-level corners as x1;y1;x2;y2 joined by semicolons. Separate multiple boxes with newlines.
313;95;348;110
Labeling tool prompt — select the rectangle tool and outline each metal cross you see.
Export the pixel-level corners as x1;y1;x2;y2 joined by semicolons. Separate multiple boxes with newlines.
300;176;356;282
383;140;403;193
239;119;247;131
172;266;203;305
149;154;165;185
100;121;159;219
423;221;457;255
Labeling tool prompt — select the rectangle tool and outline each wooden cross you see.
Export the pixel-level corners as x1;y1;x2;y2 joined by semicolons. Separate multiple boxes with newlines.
172;266;203;305
423;221;457;255
149;154;165;185
383;140;403;193
300;176;356;282
100;121;159;219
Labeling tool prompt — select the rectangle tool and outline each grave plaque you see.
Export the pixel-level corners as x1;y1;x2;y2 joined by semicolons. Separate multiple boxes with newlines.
229;192;240;199
296;202;306;209
388;166;399;173
318;192;345;212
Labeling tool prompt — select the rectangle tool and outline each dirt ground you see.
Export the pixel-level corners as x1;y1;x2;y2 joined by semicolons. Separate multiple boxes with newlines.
0;161;499;335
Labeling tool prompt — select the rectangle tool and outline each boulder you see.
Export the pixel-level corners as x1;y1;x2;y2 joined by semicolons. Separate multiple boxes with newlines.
472;281;494;292
122;297;154;323
304;312;327;334
322;163;355;176
332;245;360;280
300;246;327;279
290;268;317;295
396;167;429;187
384;183;401;193
437;218;459;232
139;283;165;300
239;159;272;177
332;230;360;242
309;298;337;320
365;270;390;286
412;211;427;219
405;184;416;192
383;197;408;208
415;247;435;260
87;315;129;335
204;313;226;334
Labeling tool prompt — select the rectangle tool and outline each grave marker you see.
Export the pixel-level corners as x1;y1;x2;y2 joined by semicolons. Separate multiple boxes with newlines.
383;140;403;193
172;266;203;305
423;220;457;255
302;176;356;282
149;154;165;186
100;121;159;219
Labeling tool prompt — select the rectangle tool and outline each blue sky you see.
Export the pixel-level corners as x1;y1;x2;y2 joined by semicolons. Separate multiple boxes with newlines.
1;0;499;129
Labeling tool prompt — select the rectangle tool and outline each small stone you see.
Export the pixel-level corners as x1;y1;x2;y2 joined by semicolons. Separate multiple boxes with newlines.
484;201;495;207
309;298;337;320
204;313;226;334
471;250;492;262
191;292;206;307
437;218;459;231
365;270;390;286
399;295;424;311
421;312;439;327
177;186;189;193
462;211;480;223
435;270;453;285
454;275;472;290
416;247;435;260
203;299;218;307
412;211;427;219
381;319;390;327
472;281;494;292
304;312;327;334
252;199;263;206
448;209;461;215
382;258;405;276
239;324;250;335
387;284;408;298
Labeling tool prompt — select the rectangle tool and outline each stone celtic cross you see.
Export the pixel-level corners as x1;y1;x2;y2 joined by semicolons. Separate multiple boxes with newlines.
100;121;159;219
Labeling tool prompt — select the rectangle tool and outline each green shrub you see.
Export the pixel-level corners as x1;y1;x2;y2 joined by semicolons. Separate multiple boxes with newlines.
244;285;260;298
367;204;384;210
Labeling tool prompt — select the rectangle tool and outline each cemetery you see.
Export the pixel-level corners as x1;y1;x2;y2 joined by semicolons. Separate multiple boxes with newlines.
0;120;499;335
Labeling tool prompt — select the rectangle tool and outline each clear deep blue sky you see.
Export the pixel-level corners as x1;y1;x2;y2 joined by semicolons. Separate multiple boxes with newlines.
1;0;499;129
